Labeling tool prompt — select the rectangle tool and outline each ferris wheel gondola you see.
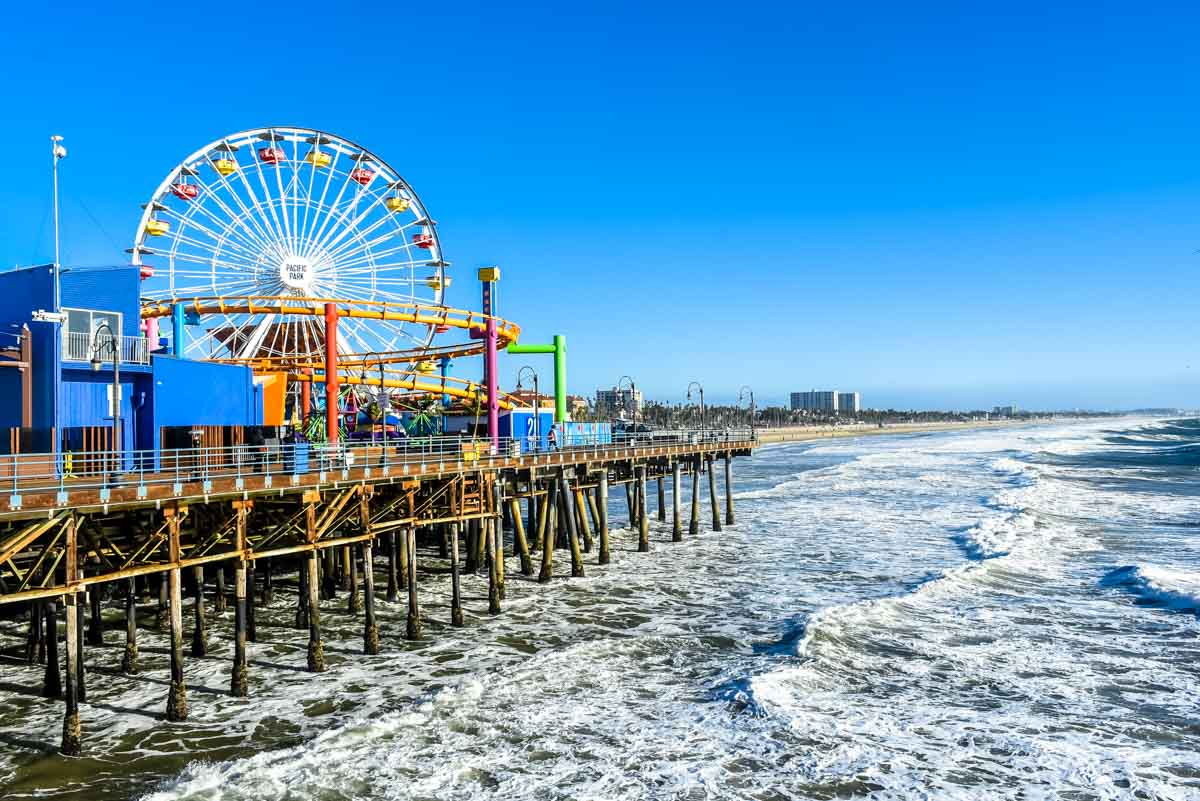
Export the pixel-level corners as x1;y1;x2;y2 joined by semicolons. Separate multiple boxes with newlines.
132;126;448;361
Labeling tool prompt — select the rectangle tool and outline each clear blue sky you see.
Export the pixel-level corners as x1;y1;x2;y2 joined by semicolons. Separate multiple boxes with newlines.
2;1;1197;410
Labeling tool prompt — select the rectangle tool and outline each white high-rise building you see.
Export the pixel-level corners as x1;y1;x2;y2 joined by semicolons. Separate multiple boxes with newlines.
836;392;861;414
597;387;643;418
790;390;862;414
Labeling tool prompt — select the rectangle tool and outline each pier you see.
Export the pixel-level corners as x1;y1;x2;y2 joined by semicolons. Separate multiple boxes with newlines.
0;430;755;754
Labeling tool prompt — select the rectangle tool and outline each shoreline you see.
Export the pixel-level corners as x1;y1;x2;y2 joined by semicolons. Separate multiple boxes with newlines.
753;419;1030;445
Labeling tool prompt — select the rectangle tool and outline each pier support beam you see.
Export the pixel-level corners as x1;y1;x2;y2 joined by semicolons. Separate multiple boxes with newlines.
487;520;501;615
166;507;189;722
86;580;103;646
510;497;533;576
450;522;464;626
74;586;86;702
43;598;60;698
231;502;250;697
157;575;168;632
386;532;399;601
538;481;557;583
724;452;735;525
348;546;361;615
597;472;610;564
405;528;422;640
561;475;585;577
493;482;506;600
672;462;683;542
246;559;257;643
657;475;666;522
305;500;326;673
122;578;138;674
708;457;722;532
61;516;80;756
637;466;650;552
362;542;380;653
191;566;207;658
575;488;594;553
689;459;701;537
214;566;227;615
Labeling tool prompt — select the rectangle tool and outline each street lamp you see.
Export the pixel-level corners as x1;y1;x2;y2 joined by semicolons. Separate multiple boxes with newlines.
90;322;121;476
686;381;705;430
516;366;540;451
617;375;637;424
739;385;755;438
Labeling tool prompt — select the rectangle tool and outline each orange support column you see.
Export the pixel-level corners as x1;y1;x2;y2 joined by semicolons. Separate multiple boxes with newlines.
301;368;311;421
324;303;339;444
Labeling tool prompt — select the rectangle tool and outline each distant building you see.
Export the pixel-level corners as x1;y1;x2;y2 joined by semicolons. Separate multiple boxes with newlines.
992;405;1019;417
509;389;554;408
791;390;839;412
836;392;861;414
596;386;643;418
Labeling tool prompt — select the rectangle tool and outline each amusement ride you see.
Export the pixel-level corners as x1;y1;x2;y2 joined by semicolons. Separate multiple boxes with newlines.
129;126;523;445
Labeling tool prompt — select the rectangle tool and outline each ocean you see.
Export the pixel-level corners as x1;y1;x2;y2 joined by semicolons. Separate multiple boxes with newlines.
0;417;1197;800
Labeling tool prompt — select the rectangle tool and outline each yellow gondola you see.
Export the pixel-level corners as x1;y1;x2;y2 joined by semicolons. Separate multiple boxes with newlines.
424;275;452;290
385;196;409;213
416;360;437;374
145;219;171;236
305;149;332;168
212;158;237;176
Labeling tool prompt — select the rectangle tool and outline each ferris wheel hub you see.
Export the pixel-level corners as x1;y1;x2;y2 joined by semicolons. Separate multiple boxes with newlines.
280;255;314;292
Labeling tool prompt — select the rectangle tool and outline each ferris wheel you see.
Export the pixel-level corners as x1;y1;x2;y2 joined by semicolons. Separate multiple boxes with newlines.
131;126;449;361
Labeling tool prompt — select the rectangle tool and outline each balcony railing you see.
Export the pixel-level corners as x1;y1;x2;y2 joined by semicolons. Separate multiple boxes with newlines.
62;331;150;365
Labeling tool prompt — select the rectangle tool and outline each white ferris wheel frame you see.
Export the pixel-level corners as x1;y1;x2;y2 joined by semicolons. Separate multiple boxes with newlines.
132;126;447;361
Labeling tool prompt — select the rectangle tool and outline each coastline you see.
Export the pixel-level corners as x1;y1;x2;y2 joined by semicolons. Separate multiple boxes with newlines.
753;419;1028;445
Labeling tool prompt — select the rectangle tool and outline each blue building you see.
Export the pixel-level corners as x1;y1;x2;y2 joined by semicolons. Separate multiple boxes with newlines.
0;264;262;461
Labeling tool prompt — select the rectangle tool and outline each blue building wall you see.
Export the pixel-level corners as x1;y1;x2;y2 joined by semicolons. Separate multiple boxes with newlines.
150;356;261;450
60;265;143;337
0;266;57;432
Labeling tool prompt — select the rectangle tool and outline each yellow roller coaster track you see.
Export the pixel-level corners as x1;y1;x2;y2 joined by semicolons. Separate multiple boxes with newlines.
140;295;522;347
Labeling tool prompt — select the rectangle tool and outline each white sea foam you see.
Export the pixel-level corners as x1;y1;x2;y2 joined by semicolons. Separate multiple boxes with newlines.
1118;565;1200;611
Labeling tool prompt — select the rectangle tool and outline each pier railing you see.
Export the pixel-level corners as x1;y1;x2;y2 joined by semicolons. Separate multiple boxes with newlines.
0;428;755;511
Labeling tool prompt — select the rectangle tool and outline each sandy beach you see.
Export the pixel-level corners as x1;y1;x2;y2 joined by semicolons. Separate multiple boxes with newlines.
753;419;1028;445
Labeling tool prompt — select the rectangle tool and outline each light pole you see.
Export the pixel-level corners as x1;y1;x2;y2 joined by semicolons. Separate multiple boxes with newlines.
359;352;387;442
687;381;705;431
617;375;637;425
90;322;121;475
739;385;755;438
516;366;540;451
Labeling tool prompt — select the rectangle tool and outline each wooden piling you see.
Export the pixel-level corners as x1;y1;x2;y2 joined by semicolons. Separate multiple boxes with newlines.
386;532;399;601
340;545;352;592
493;481;506;600
538;481;557;583
191;565;208;658
246;558;257;643
348;543;361;615
74;587;86;703
61;515;81;756
527;495;539;552
294;557;309;629
724;452;735;525
262;557;273;605
487;520;501;615
560;475;585;577
672;461;683;542
156;574;168;633
586;489;601;536
214;565;227;615
689;459;701;537
708;456;722;532
166;507;189;722
657;475;666;522
122;577;138;674
305;501;326;672
598;471;610;565
362;541;381;653
575;488;594;553
449;522;464;626
637;466;650;552
465;520;479;575
509;497;533;576
43;598;61;698
322;547;337;600
231;502;250;697
86;580;103;646
405;527;421;640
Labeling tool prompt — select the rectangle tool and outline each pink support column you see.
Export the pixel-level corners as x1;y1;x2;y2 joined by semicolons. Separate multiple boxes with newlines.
486;315;498;454
324;303;339;444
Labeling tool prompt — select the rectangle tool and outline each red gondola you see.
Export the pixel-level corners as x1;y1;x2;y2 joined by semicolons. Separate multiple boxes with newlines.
258;147;286;165
170;183;200;201
139;265;155;280
350;167;375;186
413;233;433;249
434;324;450;334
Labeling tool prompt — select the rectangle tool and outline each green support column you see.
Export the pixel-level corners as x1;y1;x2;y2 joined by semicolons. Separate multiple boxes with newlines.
507;336;568;422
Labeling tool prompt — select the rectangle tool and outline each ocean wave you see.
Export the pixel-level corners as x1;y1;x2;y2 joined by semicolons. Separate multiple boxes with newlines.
1101;565;1200;613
